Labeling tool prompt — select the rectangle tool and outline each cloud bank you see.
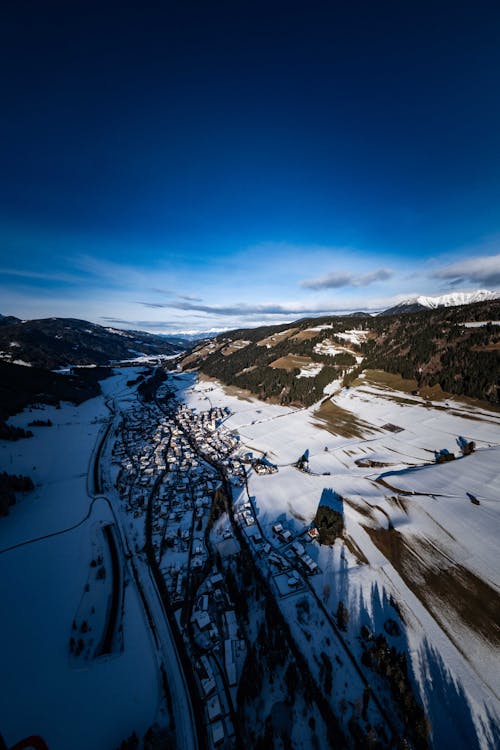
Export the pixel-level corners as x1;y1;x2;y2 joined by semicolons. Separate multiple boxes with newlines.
301;268;393;290
432;254;500;287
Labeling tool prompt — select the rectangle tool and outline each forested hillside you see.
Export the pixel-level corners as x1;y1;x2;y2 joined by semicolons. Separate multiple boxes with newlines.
180;299;500;406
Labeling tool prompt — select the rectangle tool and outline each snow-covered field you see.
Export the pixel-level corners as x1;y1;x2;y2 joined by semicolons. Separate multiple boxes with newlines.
2;361;499;749
180;371;500;749
0;369;160;750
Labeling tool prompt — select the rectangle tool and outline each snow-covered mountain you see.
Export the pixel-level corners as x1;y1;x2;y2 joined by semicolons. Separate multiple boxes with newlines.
383;289;500;315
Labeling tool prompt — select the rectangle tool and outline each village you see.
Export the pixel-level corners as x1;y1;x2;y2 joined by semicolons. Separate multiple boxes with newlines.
106;372;324;749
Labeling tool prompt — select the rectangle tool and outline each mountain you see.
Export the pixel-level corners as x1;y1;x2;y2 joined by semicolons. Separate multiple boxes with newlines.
383;289;500;315
0;317;189;369
0;314;22;326
180;297;500;406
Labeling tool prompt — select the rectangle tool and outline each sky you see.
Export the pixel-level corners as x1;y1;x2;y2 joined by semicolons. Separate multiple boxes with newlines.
1;0;500;333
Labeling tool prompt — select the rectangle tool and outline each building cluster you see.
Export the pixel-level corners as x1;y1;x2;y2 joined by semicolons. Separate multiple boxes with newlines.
110;373;323;748
176;404;246;486
112;387;252;748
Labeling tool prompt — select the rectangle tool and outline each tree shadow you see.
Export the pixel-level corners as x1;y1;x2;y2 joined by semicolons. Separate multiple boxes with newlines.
347;578;497;749
417;638;499;750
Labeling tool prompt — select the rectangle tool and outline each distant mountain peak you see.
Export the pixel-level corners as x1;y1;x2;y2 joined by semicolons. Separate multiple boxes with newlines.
383;289;500;315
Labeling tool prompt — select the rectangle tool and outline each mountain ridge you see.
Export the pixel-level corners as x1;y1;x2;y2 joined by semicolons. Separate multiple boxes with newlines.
0;316;188;369
181;297;500;406
382;289;499;315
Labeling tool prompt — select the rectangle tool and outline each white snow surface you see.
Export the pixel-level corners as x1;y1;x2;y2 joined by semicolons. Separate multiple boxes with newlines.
0;369;159;750
180;371;500;748
409;289;499;309
297;363;324;378
334;329;369;345
462;320;500;328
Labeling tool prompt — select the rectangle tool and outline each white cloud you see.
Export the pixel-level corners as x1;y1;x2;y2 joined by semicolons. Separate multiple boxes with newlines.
432;254;500;287
0;267;84;283
301;268;393;290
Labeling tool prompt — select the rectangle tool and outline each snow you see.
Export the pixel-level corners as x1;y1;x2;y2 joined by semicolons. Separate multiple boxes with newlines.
297;363;323;378
409;289;499;309
179;371;500;746
334;329;369;345
306;324;334;332
313;339;345;356
0;369;160;750
462;320;500;328
3;359;499;748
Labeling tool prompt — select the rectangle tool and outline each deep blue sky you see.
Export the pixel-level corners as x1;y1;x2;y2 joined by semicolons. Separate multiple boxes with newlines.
1;1;500;331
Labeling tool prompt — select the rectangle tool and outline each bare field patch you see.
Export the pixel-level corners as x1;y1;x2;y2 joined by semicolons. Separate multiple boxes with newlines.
355;369;420;394
356;370;500;417
344;497;376;521
221;339;251;356
198;372;255;402
314;398;377;438
452;396;500;417
363;391;420;407
181;341;224;367
375;477;419;495
257;328;299;348
365;527;500;648
385;495;409;514
343;535;369;564
289;329;321;342
270;354;313;370
355;370;450;402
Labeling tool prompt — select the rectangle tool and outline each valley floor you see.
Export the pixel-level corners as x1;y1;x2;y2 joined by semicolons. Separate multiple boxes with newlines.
180;370;500;749
1;365;499;749
0;370;160;750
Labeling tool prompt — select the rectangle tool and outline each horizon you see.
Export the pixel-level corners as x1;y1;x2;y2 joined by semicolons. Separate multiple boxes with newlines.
1;2;500;333
1;286;499;337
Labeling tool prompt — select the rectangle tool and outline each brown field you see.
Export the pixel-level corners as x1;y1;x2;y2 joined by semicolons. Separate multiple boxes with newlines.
289;329;321;342
375;477;420;495
353;369;421;394
313;398;377;438
355;369;500;416
365;527;500;648
344;497;376;520
270;354;313;370
355;369;451;402
221;339;251;356
181;341;224;367
198;372;255;401
343;535;369;564
256;328;299;347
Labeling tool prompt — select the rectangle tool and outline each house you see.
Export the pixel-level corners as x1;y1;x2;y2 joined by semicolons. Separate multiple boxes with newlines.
224;639;237;686
292;541;305;557
225;610;238;639
207;694;222;721
301;554;318;573
201;676;216;697
192;610;211;630
211;720;225;747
